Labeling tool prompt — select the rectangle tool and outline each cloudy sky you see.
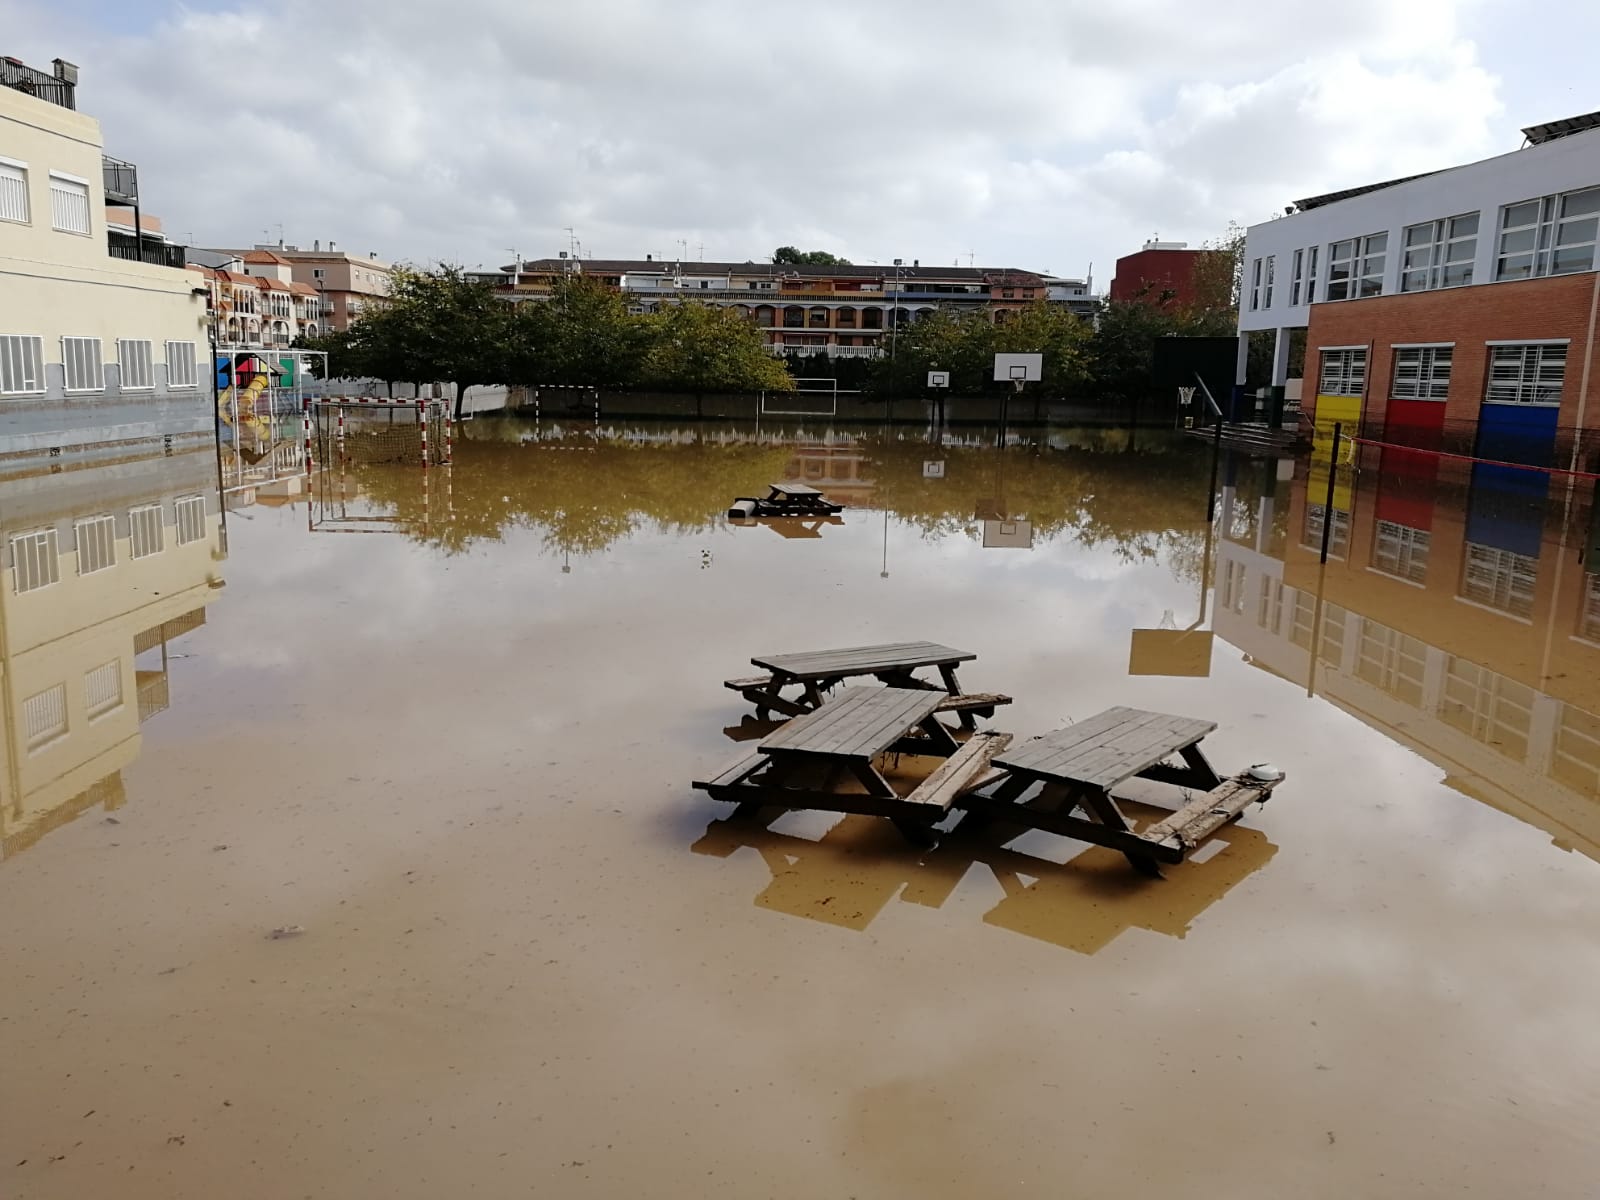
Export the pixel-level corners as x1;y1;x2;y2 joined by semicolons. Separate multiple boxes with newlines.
6;0;1596;280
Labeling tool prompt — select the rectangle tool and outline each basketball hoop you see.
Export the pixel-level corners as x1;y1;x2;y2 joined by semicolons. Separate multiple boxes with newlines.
1178;386;1196;407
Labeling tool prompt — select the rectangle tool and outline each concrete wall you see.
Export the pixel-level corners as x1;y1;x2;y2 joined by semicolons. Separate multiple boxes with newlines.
1239;126;1600;335
0;86;212;455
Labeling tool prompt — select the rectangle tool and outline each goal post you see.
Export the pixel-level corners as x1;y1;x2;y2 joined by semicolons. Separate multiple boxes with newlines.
309;398;451;468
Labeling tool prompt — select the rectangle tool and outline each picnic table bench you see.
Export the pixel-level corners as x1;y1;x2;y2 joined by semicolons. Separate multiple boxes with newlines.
724;640;1012;729
693;686;1013;847
954;705;1284;875
728;482;845;519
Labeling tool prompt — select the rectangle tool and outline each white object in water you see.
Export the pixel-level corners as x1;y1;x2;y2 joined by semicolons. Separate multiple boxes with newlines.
1247;763;1285;783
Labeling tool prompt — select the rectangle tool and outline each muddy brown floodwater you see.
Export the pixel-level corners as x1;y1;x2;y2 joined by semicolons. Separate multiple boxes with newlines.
3;420;1599;1199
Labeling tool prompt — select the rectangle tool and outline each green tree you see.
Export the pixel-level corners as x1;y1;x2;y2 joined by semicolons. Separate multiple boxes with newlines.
773;246;852;266
384;265;515;418
642;302;795;413
993;302;1093;397
509;276;649;388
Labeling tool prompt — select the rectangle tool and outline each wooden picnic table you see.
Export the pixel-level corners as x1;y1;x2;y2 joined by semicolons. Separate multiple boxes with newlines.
725;640;1011;728
955;705;1283;875
694;686;1013;846
727;482;845;519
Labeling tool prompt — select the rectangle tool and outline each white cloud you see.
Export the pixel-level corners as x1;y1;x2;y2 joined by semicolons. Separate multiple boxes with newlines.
6;0;1508;275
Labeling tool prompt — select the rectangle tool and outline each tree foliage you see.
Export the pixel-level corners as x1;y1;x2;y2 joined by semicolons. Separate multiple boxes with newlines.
773;246;852;266
868;302;1091;398
642;302;795;394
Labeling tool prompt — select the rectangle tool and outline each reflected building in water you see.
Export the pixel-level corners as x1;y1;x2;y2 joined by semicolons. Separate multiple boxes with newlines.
0;450;225;858
1213;452;1600;863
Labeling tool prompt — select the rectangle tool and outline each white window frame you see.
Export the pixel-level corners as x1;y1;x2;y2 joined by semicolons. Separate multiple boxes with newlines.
0;334;45;395
1263;255;1275;308
1485;343;1567;406
1390;345;1453;400
1249;257;1262;311
1327;233;1387;300
175;495;207;545
61;336;104;393
48;171;91;235
166;340;198;389
118;338;154;391
1318;347;1367;397
1354;620;1427;706
1401;213;1479;292
1372;520;1431;582
1441;657;1534;758
1497;186;1600;281
1461;543;1538;617
85;659;124;721
1305;245;1319;304
1290;249;1304;306
0;156;29;225
23;683;68;752
75;514;117;575
1303;505;1350;559
130;504;165;559
11;528;60;593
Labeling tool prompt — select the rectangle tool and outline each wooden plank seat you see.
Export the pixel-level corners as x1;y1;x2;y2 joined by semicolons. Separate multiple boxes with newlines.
694;686;985;846
724;674;1010;719
727;641;995;729
954;705;1285;875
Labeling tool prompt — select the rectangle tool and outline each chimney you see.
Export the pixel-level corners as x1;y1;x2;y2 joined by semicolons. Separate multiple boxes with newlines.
370;251;377;259
913;259;919;268
646;253;652;261
314;239;320;251
329;240;338;253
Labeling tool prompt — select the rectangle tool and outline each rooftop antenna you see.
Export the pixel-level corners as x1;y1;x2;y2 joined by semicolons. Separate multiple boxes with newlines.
967;250;975;268
696;241;704;261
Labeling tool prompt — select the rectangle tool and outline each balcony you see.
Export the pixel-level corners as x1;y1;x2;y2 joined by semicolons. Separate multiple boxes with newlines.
1;57;77;110
107;229;187;268
767;344;884;359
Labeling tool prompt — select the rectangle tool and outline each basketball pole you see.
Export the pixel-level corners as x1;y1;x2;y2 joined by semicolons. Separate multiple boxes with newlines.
1195;371;1225;523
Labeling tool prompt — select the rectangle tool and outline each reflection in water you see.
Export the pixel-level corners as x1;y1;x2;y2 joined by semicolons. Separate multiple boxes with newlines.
0;450;225;860
1213;448;1600;863
692;804;1276;954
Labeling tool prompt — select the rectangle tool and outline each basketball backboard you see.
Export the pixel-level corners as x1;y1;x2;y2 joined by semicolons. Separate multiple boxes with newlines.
922;461;946;479
927;370;950;388
981;519;1033;549
992;353;1042;383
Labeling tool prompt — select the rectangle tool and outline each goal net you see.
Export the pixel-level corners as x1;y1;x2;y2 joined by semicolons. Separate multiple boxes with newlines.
311;400;450;467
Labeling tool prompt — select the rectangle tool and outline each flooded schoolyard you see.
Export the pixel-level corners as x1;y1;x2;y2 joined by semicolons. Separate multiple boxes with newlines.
2;420;1598;1198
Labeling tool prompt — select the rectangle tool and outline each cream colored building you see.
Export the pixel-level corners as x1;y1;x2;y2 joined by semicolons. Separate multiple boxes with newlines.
0;448;224;858
1;62;211;459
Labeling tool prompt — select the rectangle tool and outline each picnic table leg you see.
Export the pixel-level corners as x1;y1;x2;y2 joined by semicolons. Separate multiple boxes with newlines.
750;672;811;720
954;771;1032;835
913;712;961;757
936;663;978;729
1177;742;1224;790
1075;785;1163;878
802;679;826;709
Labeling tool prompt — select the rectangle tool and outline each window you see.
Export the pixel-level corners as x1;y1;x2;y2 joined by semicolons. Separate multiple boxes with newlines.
1249;257;1262;310
166;340;197;389
1219;559;1247;614
1401;213;1478;292
1391;345;1452;399
1305;245;1318;304
75;514;117;575
1257;577;1285;634
1263;255;1275;307
85;659;124;721
1372;521;1431;582
1303;505;1350;558
1461;543;1537;617
1485;343;1567;406
1290;249;1304;306
175;495;207;545
11;529;59;593
48;172;90;234
1318;347;1367;396
130;504;164;559
1319;602;1348;667
1582;572;1600;643
1497;187;1600;281
0;158;28;224
1327;233;1387;300
1290;591;1316;650
0;334;45;395
1354;621;1427;707
1440;657;1533;760
23;684;68;752
118;339;154;390
1552;703;1600;792
61;336;104;392
312;268;326;280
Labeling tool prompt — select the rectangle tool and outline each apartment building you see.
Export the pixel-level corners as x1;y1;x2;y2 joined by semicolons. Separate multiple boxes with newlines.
1238;110;1600;467
483;256;1088;358
0;448;223;858
1109;240;1221;307
1;57;212;460
1211;455;1600;865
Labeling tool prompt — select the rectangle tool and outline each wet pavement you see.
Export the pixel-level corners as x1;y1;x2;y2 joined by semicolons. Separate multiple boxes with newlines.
2;420;1598;1198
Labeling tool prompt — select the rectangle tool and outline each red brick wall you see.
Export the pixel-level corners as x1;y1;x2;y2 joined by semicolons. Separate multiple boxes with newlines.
1304;273;1600;431
1109;249;1207;306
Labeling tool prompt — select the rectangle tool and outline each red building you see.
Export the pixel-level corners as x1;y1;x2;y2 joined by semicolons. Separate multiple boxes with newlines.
1109;240;1215;306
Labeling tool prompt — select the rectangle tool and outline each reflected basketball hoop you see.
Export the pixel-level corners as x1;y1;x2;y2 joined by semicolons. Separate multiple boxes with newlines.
927;370;950;389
